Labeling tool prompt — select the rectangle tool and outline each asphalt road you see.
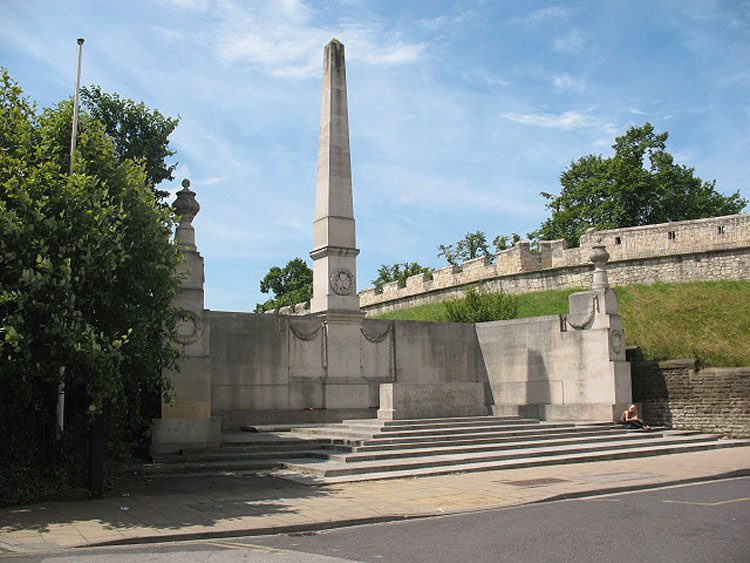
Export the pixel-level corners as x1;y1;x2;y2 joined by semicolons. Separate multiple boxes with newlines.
4;477;749;562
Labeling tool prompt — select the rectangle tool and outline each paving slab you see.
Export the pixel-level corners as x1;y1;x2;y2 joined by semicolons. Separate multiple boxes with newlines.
1;447;748;553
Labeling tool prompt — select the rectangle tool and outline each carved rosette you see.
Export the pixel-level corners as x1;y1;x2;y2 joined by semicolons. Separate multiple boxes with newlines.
329;267;354;295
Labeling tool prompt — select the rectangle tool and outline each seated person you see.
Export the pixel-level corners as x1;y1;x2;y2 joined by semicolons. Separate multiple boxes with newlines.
620;404;651;430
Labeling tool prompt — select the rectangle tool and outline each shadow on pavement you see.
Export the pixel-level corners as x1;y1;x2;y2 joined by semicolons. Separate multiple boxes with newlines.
0;472;333;535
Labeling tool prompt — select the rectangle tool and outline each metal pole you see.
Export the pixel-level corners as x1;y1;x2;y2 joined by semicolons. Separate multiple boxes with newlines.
69;37;85;174
59;37;84;437
56;367;65;437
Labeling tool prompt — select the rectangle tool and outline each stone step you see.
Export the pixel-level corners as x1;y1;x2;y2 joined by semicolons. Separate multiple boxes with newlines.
187;439;329;452
321;431;682;463
145;412;750;482
240;423;324;433
292;421;580;441
352;426;639;451
155;447;327;464
338;416;537;430
144;436;747;478
274;439;750;485
156;427;684;465
281;433;729;477
143;458;283;475
289;429;373;442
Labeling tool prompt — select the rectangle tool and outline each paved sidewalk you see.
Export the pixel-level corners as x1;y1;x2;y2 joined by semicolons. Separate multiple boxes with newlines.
1;447;748;553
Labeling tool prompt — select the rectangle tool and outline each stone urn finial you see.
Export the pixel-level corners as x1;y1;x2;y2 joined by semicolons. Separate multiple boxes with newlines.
590;245;610;289
173;178;199;251
174;178;200;226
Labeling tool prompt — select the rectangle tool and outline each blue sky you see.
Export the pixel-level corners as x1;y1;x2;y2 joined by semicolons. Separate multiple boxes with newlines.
2;0;748;312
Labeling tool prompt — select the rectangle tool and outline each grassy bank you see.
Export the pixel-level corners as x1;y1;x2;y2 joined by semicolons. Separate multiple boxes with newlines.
371;281;750;367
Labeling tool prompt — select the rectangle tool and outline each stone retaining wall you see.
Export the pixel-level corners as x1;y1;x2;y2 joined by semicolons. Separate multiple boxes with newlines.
360;213;750;315
628;352;750;438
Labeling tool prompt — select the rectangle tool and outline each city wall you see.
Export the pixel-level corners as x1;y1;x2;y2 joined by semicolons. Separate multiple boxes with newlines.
360;213;750;315
629;352;750;438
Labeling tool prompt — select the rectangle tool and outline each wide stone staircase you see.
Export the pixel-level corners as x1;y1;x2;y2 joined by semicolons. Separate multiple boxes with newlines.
146;416;749;484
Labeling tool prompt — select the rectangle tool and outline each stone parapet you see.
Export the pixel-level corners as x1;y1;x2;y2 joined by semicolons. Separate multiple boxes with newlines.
360;213;750;313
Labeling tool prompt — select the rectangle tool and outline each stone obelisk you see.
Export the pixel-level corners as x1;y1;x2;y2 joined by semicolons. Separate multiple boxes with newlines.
310;38;361;314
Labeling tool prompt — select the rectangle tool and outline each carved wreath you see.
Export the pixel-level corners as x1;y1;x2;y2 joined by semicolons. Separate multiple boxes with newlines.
565;294;599;330
172;310;201;345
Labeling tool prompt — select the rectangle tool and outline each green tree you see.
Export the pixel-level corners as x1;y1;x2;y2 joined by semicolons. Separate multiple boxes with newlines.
535;123;747;246
0;70;181;504
372;262;433;293
492;232;521;252
81;85;179;198
437;231;491;266
255;257;313;312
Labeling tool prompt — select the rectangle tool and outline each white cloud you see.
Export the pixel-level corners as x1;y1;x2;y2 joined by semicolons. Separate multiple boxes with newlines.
419;9;476;30
502;110;591;129
552;72;585;92
420;16;449;30
600;121;621;136
462;69;510;88
593;137;613;148
357;42;426;64
164;0;211;11
211;0;425;79
152;25;184;43
199;176;226;186
275;0;312;23
553;29;585;53
394;178;538;217
523;6;571;25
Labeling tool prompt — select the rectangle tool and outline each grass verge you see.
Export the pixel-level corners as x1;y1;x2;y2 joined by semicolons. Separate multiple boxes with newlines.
370;281;750;367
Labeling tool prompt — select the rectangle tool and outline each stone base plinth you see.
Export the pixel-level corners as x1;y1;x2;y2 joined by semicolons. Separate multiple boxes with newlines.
378;383;488;420
217;408;378;430
150;416;221;455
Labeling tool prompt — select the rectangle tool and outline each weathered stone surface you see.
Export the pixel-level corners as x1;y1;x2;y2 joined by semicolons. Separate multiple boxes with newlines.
310;39;360;314
476;314;631;421
393;321;479;383
629;352;750;438
152;180;218;454
150;417;220;455
378;383;489;420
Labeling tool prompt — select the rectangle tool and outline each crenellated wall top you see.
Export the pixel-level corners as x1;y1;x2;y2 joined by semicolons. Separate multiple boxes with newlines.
359;213;750;307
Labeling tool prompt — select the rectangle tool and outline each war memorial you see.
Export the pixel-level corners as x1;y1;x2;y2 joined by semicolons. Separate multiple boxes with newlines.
150;39;635;456
147;41;748;485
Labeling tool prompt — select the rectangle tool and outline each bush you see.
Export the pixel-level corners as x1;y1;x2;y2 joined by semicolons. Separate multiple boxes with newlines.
0;70;181;505
440;286;518;323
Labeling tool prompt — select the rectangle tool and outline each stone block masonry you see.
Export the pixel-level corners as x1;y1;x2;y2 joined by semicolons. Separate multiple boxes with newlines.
629;353;750;438
360;213;750;315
